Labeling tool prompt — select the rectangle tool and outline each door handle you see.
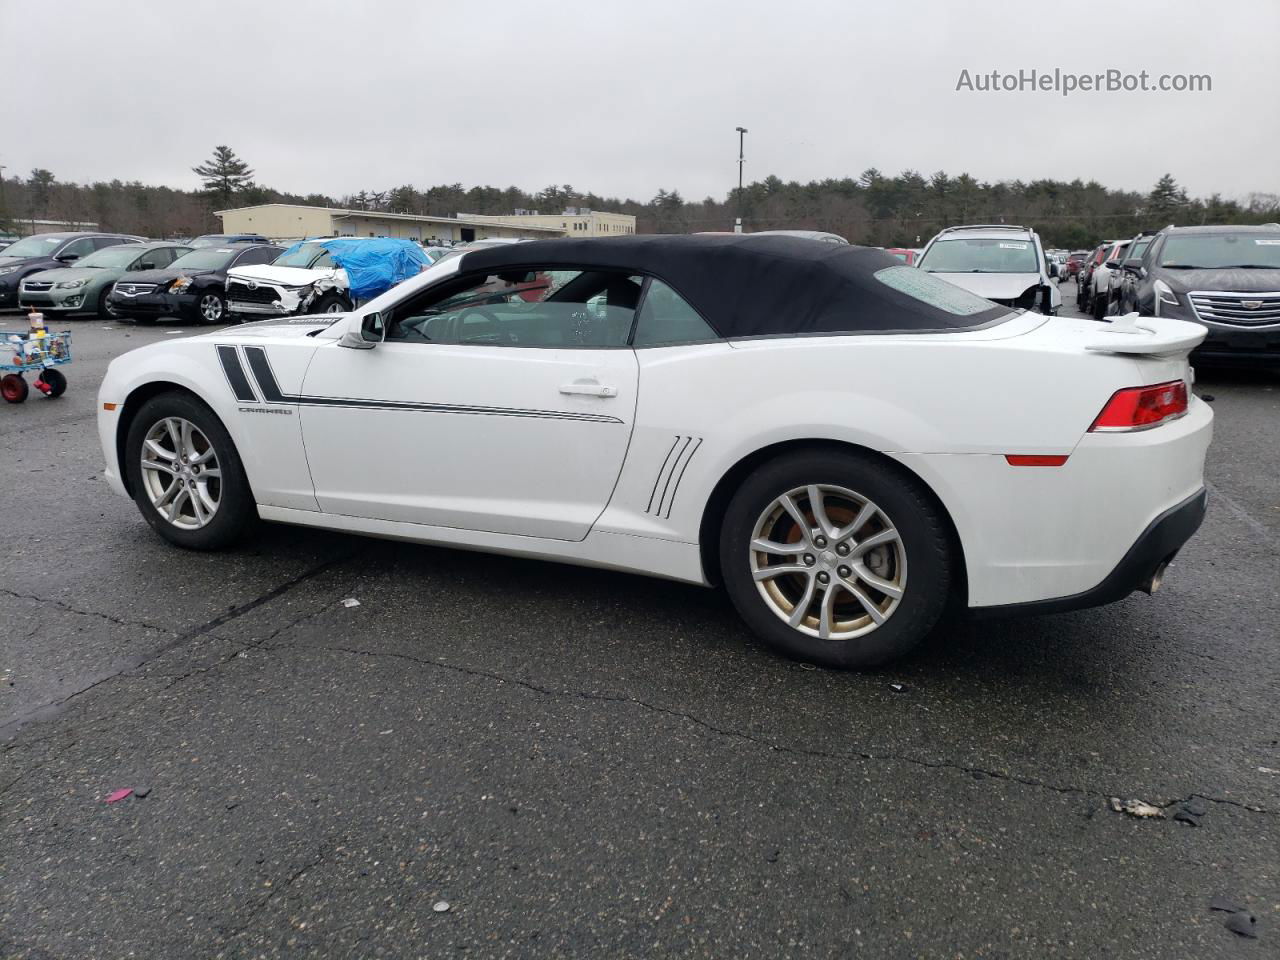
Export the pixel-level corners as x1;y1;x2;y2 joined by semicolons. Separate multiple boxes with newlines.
559;381;617;398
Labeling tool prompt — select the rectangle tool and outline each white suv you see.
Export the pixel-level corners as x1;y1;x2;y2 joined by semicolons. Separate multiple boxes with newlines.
916;225;1062;314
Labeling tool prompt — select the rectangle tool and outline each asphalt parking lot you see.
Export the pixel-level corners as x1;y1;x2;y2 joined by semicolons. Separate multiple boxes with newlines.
2;288;1278;958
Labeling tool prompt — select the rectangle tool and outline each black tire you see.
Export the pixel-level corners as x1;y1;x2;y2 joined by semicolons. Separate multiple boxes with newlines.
1;373;28;404
310;293;351;315
195;291;227;325
124;391;257;550
98;288;121;320
37;368;67;398
1091;289;1108;320
719;449;952;668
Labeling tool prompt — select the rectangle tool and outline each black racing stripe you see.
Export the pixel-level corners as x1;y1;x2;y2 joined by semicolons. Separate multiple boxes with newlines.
242;344;621;424
217;345;257;402
243;346;287;402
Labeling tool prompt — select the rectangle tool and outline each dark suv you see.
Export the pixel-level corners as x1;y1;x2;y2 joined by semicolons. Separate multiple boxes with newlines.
1128;224;1280;362
0;232;143;310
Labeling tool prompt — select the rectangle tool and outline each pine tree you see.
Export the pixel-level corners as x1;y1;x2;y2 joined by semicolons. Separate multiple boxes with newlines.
1148;173;1186;223
27;168;56;218
192;146;254;209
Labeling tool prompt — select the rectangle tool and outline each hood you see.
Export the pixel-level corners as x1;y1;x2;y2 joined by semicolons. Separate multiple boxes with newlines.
0;256;34;267
925;271;1043;301
125;267;215;285
191;314;345;340
1159;267;1280;294
21;266;101;284
227;264;343;287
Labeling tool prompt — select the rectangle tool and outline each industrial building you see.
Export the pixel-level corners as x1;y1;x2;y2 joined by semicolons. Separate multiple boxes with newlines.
214;203;564;244
461;207;636;237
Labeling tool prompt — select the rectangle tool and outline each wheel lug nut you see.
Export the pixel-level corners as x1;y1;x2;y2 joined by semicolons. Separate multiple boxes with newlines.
836;543;850;556
838;566;851;578
814;536;827;548
816;571;830;584
803;554;816;566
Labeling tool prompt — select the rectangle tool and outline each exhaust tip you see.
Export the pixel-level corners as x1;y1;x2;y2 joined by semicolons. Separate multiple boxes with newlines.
1140;561;1170;595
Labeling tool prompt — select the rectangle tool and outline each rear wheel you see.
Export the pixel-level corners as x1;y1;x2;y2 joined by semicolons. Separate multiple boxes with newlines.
720;450;952;668
124;392;256;549
1;374;28;404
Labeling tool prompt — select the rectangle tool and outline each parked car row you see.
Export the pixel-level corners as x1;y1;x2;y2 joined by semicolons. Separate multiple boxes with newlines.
1;231;438;325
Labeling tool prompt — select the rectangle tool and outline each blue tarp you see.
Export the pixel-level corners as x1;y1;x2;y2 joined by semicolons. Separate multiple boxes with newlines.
279;237;431;301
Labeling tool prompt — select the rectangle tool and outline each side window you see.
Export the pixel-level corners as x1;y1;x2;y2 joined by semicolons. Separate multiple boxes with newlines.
387;268;642;348
143;248;180;269
631;280;718;346
58;237;98;260
92;236;129;251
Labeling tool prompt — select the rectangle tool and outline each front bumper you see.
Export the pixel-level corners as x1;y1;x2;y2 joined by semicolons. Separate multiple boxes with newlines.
1193;324;1280;362
108;289;197;319
18;289;87;312
975;487;1207;617
227;301;292;316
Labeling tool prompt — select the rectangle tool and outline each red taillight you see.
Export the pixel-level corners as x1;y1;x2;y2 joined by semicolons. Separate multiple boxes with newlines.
1089;380;1189;432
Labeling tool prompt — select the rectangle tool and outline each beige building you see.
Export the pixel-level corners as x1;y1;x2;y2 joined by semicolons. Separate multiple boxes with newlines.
461;207;637;238
214;203;564;244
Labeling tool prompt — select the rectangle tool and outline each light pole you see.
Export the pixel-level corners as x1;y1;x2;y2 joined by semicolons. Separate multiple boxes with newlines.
734;126;747;233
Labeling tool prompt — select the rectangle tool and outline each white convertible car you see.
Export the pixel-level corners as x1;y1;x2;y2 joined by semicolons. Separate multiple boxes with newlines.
98;235;1213;667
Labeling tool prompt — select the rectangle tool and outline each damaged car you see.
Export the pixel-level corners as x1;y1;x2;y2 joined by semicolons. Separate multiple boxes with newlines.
916;224;1061;314
225;237;431;319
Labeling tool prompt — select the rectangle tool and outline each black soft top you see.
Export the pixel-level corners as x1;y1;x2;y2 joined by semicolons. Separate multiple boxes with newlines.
462;234;1009;339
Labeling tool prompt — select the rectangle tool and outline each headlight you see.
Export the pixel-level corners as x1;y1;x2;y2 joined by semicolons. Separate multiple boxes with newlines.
1153;279;1179;316
56;278;88;289
170;277;193;294
0;265;19;276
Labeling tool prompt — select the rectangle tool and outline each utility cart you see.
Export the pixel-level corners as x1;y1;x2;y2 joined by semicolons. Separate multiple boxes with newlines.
1;327;72;403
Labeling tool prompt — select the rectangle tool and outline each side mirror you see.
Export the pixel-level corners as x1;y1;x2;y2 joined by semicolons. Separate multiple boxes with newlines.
1123;262;1143;276
1048;261;1060;278
338;311;385;350
138;262;155;271
57;254;79;263
1104;259;1121;270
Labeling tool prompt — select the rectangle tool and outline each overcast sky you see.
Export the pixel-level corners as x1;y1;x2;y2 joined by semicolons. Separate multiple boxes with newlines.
2;0;1276;203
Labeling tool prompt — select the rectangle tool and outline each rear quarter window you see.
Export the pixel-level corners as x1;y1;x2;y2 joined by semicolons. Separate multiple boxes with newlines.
872;265;996;315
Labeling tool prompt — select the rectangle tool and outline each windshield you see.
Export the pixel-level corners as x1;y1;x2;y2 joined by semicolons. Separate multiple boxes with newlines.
918;237;1040;274
171;248;238;270
76;245;145;269
272;243;328;268
1;235;64;259
1160;232;1280;269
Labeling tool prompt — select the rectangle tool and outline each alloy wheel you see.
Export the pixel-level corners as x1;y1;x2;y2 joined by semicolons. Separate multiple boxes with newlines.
749;484;907;640
139;417;222;529
199;294;224;323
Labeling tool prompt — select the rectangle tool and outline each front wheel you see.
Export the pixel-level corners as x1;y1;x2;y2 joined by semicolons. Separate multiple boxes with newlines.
310;293;351;315
196;291;227;325
719;450;952;668
99;288;121;320
124;392;257;549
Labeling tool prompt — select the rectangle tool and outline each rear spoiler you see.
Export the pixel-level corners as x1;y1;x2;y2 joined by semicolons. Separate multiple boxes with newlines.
1082;313;1206;359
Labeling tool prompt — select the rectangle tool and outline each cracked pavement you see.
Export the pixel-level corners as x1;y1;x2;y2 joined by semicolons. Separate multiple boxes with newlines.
2;307;1278;958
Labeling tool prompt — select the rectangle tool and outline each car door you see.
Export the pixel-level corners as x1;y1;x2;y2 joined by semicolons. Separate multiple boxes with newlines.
297;265;642;541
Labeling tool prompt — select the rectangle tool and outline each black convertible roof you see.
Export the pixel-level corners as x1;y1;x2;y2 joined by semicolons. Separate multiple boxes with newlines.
461;234;1009;339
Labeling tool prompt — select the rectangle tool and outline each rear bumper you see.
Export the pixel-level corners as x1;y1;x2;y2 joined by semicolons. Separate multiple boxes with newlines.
895;395;1213;608
974;487;1206;617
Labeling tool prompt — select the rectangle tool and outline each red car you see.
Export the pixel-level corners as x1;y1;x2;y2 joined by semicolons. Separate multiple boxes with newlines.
1065;251;1088;280
884;247;916;266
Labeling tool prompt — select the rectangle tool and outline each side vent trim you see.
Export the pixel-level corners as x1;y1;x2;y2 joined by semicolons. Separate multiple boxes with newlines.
646;435;703;518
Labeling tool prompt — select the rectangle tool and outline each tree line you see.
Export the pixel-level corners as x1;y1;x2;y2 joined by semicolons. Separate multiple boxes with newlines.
2;146;1276;247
